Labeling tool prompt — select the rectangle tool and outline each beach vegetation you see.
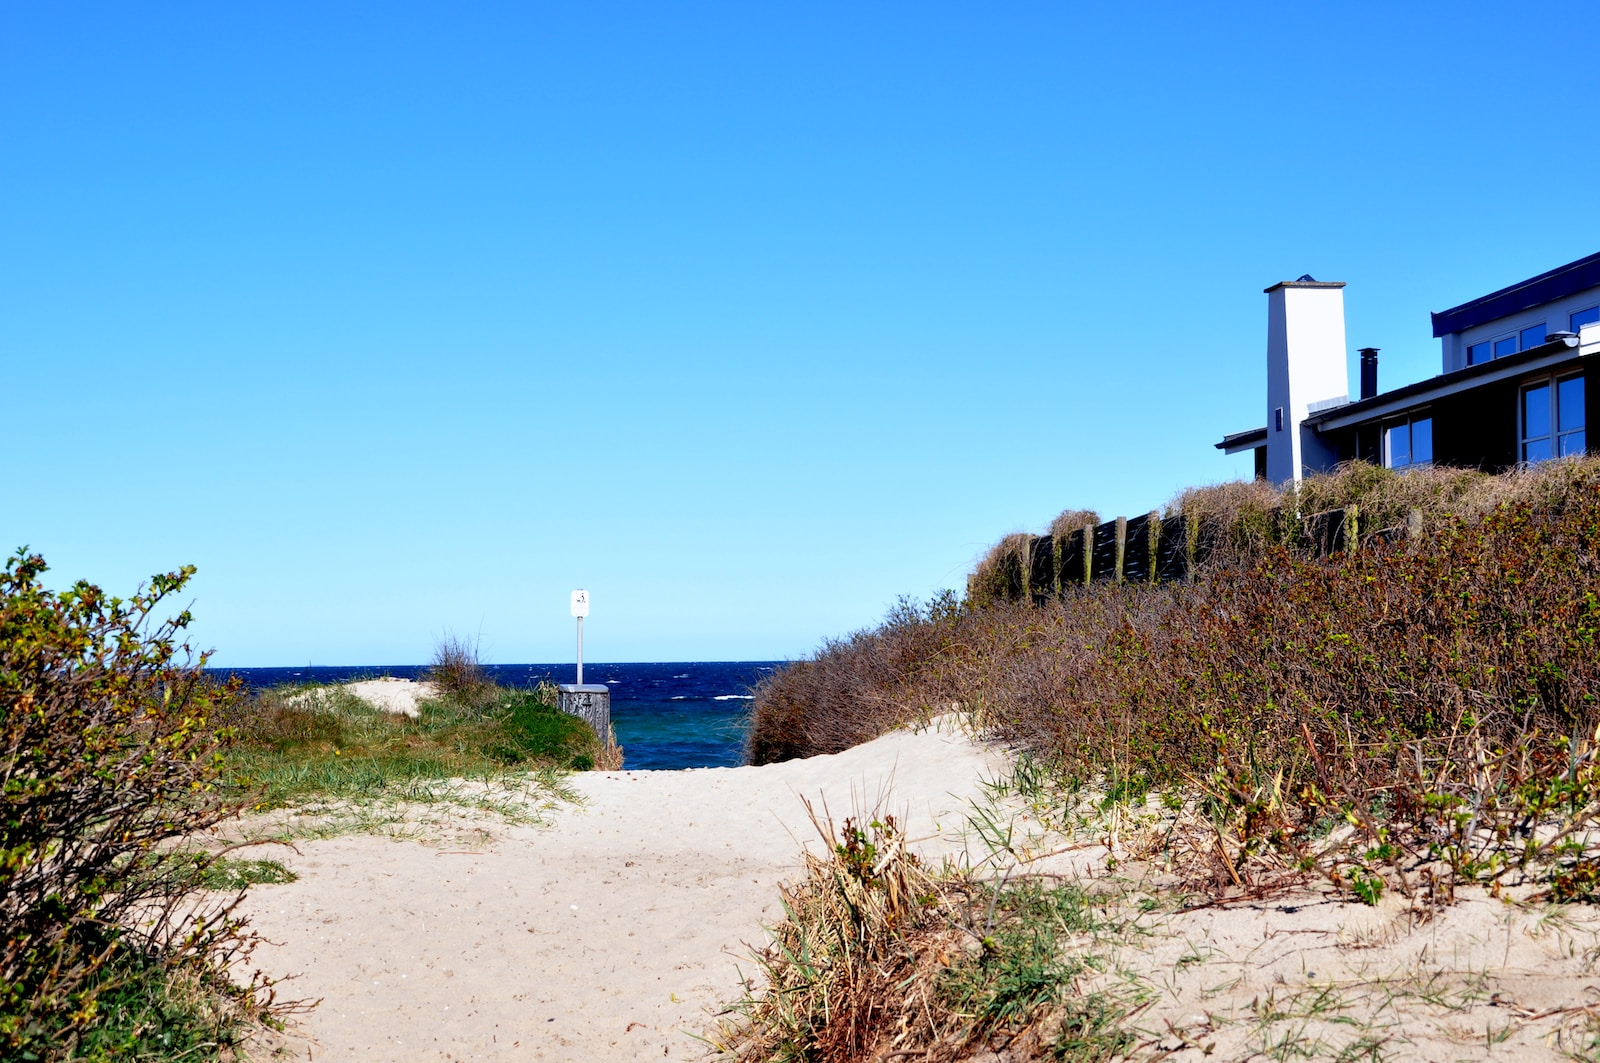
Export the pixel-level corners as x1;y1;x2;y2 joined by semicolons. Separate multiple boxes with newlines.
426;631;493;704
0;550;277;1062
748;456;1600;907
718;805;1144;1061
219;676;602;812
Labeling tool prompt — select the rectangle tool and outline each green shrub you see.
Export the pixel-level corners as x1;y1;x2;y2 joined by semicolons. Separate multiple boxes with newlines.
0;551;266;1061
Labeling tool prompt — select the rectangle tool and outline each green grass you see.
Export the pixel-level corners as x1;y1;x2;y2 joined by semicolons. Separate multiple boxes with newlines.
221;681;599;812
35;942;261;1063
939;880;1140;1060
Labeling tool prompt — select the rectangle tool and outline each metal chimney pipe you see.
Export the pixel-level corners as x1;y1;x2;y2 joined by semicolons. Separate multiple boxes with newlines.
1358;347;1379;400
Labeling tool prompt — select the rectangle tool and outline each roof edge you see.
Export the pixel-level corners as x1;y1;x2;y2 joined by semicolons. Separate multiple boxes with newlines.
1431;251;1600;337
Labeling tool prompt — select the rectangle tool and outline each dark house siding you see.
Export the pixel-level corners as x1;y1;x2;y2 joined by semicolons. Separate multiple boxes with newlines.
1314;357;1597;473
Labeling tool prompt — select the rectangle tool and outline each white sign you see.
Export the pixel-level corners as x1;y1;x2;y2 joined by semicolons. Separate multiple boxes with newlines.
570;589;590;618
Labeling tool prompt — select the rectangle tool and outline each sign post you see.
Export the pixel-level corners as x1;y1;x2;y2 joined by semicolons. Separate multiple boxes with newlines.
570;589;589;685
557;589;611;760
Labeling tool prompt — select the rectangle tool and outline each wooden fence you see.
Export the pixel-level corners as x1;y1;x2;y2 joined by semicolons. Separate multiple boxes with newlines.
975;504;1424;605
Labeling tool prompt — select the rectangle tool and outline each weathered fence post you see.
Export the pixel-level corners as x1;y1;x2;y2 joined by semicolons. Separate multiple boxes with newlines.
1053;534;1065;598
1146;510;1160;583
1344;504;1360;552
1185;510;1199;582
1407;507;1423;539
1114;516;1128;583
1082;524;1094;586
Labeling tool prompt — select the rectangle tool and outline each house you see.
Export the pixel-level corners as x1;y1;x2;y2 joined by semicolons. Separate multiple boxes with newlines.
1217;252;1600;482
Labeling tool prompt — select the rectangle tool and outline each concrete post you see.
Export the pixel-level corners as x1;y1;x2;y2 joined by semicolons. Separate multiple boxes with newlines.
557;684;611;746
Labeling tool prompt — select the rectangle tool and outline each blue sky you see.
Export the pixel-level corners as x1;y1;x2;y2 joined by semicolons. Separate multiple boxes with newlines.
5;3;1598;665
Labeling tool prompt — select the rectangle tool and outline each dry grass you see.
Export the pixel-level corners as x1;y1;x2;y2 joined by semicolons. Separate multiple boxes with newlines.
750;457;1600;909
968;532;1035;609
426;632;492;703
718;803;1140;1062
1047;508;1102;539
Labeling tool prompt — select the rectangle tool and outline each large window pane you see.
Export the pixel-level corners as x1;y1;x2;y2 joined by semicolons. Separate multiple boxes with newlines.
1524;437;1553;463
1411;418;1432;464
1521;323;1547;349
1524;383;1552;440
1385;423;1408;468
1560;430;1587;457
1573;306;1600;331
1559;375;1585;432
1495;336;1518;358
1468;341;1489;365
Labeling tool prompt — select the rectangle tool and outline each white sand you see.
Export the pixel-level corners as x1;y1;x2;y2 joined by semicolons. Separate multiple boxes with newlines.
241;721;1600;1061
293;677;439;718
241;718;1009;1061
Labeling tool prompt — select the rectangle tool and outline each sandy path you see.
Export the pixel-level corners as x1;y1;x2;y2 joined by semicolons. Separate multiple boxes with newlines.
242;719;1010;1062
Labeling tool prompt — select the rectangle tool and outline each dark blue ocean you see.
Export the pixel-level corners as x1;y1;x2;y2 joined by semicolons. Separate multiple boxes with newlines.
213;661;780;771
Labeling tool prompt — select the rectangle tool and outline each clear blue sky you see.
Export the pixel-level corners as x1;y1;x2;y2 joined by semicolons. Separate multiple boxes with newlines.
5;3;1598;665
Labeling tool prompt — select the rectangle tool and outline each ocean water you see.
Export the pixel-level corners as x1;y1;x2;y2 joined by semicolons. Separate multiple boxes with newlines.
214;661;780;770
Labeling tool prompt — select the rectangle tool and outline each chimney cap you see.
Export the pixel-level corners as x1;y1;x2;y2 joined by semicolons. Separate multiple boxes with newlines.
1263;279;1347;293
1358;347;1380;357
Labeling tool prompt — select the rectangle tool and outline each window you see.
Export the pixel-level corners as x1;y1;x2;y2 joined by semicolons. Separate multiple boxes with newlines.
1521;373;1586;463
1468;323;1549;366
1385;413;1433;469
1573;306;1600;331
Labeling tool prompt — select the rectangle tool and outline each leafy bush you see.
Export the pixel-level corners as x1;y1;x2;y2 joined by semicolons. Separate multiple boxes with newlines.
0;551;266;1060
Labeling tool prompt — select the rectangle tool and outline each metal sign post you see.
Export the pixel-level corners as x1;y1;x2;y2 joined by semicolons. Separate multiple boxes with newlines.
570;589;589;685
557;590;609;753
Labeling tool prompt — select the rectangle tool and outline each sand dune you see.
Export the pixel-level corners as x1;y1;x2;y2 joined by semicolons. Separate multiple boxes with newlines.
241;718;1008;1061
241;718;1600;1062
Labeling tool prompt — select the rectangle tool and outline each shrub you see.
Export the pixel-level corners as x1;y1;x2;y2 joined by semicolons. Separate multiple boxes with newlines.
746;595;965;764
967;533;1033;609
748;463;1600;898
426;632;490;703
0;551;266;1060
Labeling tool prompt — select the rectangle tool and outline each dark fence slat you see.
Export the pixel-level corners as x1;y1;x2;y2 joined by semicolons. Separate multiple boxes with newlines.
1059;529;1086;589
1092;520;1119;583
1122;514;1151;584
1029;535;1056;605
1156;515;1189;582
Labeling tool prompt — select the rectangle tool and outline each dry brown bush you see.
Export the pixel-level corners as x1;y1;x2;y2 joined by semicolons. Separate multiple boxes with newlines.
749;459;1600;900
966;533;1033;610
427;632;492;704
1046;507;1101;539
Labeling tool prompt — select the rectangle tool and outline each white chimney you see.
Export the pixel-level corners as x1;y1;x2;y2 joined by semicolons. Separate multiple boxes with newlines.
1265;278;1348;484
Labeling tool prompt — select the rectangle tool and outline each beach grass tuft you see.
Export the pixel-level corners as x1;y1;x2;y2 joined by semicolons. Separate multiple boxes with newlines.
717;801;1147;1062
